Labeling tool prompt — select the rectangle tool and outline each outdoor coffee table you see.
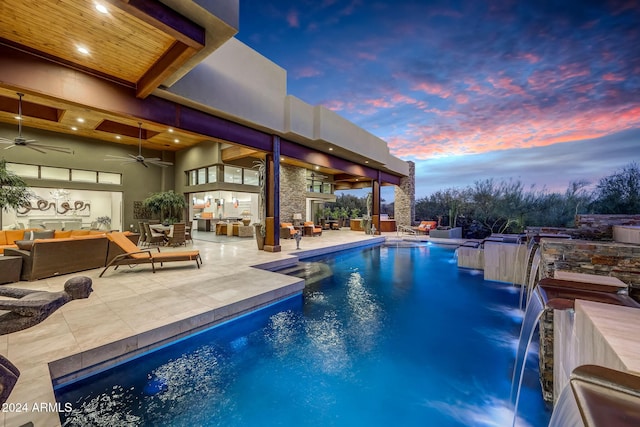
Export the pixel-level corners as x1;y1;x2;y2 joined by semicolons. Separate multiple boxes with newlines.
0;256;22;285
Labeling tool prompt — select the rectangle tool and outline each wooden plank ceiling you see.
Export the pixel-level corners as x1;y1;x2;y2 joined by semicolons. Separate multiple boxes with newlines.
0;0;211;152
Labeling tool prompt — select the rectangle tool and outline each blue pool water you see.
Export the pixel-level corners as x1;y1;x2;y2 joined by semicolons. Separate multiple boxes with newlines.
56;244;551;426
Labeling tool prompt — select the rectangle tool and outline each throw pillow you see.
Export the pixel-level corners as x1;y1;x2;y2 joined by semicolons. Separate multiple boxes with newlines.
15;240;35;251
32;230;55;240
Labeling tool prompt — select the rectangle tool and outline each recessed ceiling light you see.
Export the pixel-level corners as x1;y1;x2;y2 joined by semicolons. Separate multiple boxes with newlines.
70;126;78;131
315;166;319;170
14;116;21;120
115;135;121;140
365;161;369;164
280;157;284;161
329;147;333;151
168;128;174;133
174;139;180;143
95;3;108;14
77;46;90;55
76;118;85;123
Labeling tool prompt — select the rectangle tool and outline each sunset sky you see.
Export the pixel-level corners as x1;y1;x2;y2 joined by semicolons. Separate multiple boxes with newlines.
237;0;640;198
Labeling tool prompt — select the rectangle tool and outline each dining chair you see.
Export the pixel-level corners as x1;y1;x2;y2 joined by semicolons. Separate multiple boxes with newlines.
144;222;166;246
138;221;149;247
166;223;186;247
185;220;195;244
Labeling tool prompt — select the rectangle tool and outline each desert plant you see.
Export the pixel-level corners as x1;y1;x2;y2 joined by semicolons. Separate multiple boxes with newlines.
253;159;266;237
0;159;33;213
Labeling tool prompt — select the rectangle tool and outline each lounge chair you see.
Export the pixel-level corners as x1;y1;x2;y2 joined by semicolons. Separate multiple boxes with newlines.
280;222;298;239
100;232;201;277
413;221;437;235
303;221;322;237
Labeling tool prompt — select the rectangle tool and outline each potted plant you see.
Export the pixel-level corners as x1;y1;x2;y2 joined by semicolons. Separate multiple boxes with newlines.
96;216;111;230
143;191;186;224
0;159;33;226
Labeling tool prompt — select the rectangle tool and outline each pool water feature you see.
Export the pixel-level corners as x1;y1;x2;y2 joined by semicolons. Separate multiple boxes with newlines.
56;244;551;426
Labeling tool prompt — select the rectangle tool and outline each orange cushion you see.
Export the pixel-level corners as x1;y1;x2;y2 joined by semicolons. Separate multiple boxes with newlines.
0;231;6;246
303;221;314;226
55;230;73;238
70;229;90;236
281;222;293;228
89;230;107;235
5;230;25;244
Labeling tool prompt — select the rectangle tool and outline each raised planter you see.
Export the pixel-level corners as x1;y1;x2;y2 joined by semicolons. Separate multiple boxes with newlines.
429;227;462;239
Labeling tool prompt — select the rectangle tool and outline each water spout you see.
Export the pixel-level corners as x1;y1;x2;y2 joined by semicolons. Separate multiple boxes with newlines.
510;287;545;427
548;364;640;427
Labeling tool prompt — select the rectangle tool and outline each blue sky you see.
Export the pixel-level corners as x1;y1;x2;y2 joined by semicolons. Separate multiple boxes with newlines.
236;0;640;199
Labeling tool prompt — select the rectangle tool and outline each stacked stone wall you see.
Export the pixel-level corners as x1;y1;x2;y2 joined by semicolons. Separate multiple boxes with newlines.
279;164;306;223
540;239;640;288
394;161;415;227
527;214;640;241
574;214;640;240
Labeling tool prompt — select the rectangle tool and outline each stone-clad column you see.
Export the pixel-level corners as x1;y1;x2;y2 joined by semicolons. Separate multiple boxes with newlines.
394;161;415;227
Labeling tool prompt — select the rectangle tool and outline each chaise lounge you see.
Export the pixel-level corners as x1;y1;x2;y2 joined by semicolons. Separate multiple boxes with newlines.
100;232;201;277
412;221;437;235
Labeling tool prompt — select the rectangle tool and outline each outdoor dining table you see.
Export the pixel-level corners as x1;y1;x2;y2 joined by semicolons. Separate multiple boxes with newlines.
149;224;172;234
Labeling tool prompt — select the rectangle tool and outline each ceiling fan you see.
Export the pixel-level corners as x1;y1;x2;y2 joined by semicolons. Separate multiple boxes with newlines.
104;122;173;168
0;93;73;154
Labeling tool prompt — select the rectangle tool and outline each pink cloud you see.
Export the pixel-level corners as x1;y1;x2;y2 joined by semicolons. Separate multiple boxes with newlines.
558;63;590;80
387;103;640;161
295;66;322;78
356;51;377;61
602;73;625;82
412;82;452;98
487;76;527;97
287;10;300;28
520;53;540;64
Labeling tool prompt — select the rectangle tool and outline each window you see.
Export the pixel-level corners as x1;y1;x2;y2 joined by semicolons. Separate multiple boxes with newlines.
98;172;121;185
189;170;197;186
41;166;69;181
224;166;242;184
7;163;38;178
7;162;121;185
71;169;97;183
197;168;206;185
244;169;259;186
208;166;217;183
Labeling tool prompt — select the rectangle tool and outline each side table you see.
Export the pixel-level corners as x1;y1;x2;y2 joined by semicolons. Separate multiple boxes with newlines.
0;256;22;285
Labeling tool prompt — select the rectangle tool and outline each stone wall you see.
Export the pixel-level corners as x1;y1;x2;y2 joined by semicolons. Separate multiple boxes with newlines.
279;164;306;223
540;239;640;288
526;214;640;241
574;214;640;241
394;160;415;227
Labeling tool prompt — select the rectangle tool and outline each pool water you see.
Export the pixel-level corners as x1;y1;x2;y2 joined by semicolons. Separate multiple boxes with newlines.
56;244;551;426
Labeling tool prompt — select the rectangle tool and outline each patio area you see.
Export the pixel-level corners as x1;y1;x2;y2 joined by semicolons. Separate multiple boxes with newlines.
1;229;384;427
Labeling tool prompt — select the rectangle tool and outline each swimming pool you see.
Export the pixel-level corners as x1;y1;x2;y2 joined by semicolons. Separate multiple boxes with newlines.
56;243;551;426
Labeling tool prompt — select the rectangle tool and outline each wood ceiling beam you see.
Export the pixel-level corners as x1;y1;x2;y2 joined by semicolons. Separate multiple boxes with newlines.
222;145;261;162
136;42;198;98
111;0;205;49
